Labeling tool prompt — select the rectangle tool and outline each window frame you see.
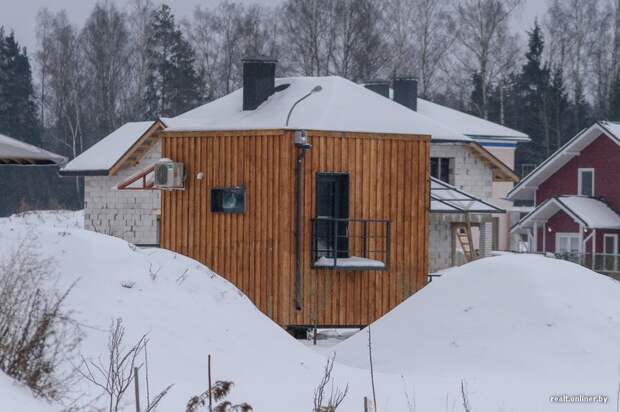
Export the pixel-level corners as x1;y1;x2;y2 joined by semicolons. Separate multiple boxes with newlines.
210;186;246;213
555;232;581;253
577;168;595;197
603;233;619;255
430;157;453;184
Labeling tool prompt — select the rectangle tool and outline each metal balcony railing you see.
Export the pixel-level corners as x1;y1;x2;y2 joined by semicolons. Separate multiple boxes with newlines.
555;252;620;280
311;217;391;271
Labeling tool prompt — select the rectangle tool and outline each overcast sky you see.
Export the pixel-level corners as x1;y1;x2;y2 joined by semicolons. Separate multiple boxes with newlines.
0;0;547;56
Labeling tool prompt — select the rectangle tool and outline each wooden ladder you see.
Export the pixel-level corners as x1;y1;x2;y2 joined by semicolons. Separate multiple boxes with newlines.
455;214;477;262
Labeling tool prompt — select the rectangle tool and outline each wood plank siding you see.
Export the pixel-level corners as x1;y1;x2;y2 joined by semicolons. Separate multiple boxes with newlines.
160;129;430;327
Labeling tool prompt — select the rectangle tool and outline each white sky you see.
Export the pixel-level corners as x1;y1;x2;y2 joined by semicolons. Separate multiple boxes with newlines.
0;0;546;57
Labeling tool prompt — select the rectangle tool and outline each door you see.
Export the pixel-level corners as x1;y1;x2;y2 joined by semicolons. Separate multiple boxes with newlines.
316;173;349;258
603;234;619;272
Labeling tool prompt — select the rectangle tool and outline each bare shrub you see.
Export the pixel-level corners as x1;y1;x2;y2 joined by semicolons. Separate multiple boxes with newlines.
313;354;349;412
0;241;81;400
77;318;146;412
186;380;252;412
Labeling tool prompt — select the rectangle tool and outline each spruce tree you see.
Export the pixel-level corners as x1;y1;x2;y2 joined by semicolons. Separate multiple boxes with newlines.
514;22;552;172
0;28;46;216
143;4;201;118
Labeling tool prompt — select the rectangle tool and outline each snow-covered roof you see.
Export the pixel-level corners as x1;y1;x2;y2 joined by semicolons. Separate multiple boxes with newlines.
417;98;530;142
61;121;158;175
0;133;66;165
512;196;620;232
430;177;505;214
508;121;620;201
165;76;466;139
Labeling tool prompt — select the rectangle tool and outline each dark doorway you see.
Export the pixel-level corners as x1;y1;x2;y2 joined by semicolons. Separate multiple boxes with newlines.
316;173;349;258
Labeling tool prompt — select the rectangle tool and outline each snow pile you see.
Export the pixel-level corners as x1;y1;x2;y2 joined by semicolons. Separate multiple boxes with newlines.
3;210;84;229
335;254;620;410
0;212;392;411
1;212;619;411
0;371;54;412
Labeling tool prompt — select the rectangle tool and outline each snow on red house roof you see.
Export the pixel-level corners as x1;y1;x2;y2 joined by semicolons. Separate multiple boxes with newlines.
165;76;469;140
512;196;620;232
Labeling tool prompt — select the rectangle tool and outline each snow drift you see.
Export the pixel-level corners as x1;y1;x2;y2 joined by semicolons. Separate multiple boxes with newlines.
1;212;619;411
335;254;620;409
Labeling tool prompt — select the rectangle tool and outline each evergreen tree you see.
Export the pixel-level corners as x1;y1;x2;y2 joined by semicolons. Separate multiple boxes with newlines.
0;28;49;216
513;22;552;172
547;66;570;151
143;4;201;118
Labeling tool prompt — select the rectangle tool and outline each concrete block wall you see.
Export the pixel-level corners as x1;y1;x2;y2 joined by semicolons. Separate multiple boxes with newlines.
431;143;493;200
429;143;495;272
84;141;161;245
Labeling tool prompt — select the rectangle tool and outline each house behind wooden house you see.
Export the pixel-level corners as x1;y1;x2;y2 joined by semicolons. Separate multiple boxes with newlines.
60;121;165;245
509;122;620;276
363;80;519;271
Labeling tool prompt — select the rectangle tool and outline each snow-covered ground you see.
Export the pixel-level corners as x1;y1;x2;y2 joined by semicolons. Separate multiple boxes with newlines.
1;211;619;411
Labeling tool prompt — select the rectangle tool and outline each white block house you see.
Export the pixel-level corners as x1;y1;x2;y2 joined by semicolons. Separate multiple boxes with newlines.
60;121;165;245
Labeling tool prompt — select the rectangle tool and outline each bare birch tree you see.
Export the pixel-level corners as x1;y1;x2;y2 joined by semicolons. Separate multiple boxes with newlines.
454;0;523;118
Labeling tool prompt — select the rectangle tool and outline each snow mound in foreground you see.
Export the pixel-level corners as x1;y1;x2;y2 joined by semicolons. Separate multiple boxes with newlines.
0;218;338;411
0;371;53;412
4;209;83;229
335;254;620;381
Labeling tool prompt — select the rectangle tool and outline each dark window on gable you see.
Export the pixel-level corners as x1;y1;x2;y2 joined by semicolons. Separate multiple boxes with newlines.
578;169;594;197
431;157;452;183
211;187;245;213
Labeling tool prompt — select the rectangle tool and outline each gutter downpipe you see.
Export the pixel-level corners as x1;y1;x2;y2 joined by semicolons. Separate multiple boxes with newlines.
286;86;321;312
294;143;310;310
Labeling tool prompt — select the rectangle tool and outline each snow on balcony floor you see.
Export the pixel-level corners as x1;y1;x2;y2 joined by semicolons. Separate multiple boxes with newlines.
314;256;385;268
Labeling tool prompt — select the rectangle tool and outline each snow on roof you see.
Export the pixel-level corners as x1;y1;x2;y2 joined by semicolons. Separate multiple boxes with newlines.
166;76;466;139
430;177;505;214
508;121;620;201
61;121;156;174
417;98;530;142
0;133;66;165
512;196;620;231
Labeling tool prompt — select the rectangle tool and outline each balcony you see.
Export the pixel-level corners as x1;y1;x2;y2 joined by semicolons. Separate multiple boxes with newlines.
555;252;620;281
311;217;391;271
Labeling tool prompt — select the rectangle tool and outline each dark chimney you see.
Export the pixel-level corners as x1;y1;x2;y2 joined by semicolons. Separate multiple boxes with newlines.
364;80;390;98
242;56;277;111
393;76;418;111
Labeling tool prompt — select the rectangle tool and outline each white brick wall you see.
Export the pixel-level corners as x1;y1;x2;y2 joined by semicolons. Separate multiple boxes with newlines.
429;143;495;272
84;142;161;245
431;143;493;200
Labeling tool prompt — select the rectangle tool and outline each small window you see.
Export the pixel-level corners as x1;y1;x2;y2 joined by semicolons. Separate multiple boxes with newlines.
211;187;245;213
578;168;594;197
431;157;452;183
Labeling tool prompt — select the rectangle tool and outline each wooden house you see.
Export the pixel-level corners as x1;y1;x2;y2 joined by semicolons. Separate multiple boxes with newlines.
157;58;467;330
509;122;620;276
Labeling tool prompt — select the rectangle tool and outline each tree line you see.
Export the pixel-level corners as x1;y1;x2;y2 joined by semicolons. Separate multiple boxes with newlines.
1;0;620;215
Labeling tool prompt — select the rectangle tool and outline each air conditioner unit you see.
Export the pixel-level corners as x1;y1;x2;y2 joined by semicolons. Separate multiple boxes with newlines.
154;159;185;190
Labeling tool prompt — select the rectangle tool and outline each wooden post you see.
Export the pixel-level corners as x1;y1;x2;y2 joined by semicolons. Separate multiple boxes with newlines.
134;367;141;412
208;354;213;412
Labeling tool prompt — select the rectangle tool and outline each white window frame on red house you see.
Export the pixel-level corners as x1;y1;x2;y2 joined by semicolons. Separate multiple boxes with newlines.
556;232;581;253
603;233;619;255
577;168;595;197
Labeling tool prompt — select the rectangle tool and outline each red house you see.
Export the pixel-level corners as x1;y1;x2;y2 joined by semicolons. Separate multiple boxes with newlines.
508;122;620;273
